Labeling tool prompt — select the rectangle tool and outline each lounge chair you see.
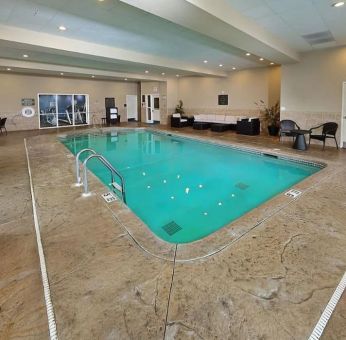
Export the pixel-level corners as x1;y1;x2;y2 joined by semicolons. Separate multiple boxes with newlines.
279;120;300;141
171;113;188;128
309;122;338;149
0;117;7;135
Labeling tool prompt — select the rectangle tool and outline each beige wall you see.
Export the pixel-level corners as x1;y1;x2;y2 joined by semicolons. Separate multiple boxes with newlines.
166;78;179;114
140;81;168;124
281;46;346;146
174;67;280;121
0;73;139;131
268;66;281;107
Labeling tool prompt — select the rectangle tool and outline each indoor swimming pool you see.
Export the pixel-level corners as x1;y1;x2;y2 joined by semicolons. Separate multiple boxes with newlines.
61;130;321;243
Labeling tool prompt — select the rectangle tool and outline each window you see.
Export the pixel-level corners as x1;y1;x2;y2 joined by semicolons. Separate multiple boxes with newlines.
38;93;89;129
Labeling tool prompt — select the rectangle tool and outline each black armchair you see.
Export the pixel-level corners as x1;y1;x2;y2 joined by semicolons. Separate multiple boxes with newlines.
309;122;338;149
279;120;300;140
236;118;260;135
0;117;7;135
171;114;189;128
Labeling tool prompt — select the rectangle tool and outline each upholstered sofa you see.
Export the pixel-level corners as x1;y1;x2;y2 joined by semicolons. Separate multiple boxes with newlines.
193;114;246;126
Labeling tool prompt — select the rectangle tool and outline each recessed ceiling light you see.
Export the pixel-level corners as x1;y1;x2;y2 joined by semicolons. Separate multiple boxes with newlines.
259;57;264;61
246;52;251;56
6;67;11;71
60;72;64;75
270;62;275;65
145;70;149;73
58;25;67;31
232;67;236;70
203;60;208;63
98;0;105;2
91;75;95;78
332;1;344;7
219;64;223;67
176;74;180;77
23;54;29;58
124;78;128;81
161;72;165;75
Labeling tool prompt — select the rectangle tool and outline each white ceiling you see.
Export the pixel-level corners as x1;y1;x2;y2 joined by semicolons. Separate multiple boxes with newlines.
226;0;346;51
0;0;345;80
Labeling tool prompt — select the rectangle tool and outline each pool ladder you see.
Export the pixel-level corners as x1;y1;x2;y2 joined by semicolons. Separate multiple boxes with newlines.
75;148;126;203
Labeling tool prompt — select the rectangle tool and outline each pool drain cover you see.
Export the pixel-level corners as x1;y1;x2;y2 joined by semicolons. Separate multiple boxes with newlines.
235;182;249;190
162;221;182;236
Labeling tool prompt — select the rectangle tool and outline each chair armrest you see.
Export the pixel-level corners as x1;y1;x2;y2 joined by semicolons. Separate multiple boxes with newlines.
309;123;324;132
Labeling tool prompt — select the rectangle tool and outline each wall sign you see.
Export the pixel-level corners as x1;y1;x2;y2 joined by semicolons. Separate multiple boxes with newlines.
218;94;228;105
21;98;35;106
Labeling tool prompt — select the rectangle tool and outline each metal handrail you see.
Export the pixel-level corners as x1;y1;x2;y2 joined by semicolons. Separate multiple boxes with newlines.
82;154;126;203
75;148;96;185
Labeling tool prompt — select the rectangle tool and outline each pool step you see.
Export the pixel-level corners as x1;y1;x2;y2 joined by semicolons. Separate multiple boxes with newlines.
111;181;123;192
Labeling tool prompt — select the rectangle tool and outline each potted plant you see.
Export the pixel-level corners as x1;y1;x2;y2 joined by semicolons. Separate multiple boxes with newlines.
255;100;280;136
175;100;185;115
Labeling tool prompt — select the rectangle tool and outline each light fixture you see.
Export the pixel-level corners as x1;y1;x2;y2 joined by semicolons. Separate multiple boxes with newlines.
203;60;208;63
176;74;180;77
232;67;236;70
145;70;149;74
6;67;11;71
124;78;128;81
270;62;275;65
259;57;264;61
98;0;105;2
60;72;64;75
23;54;29;58
219;64;223;67
161;72;165;76
91;75;95;78
246;52;251;56
58;25;67;31
332;1;344;7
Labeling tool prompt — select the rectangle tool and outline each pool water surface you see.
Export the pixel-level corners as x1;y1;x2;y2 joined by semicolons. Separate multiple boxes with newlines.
61;130;321;243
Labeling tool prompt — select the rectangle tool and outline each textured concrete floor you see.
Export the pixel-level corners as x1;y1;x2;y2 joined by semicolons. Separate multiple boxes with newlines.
0;123;345;339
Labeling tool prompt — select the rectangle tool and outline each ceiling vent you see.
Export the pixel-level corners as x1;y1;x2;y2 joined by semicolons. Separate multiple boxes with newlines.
301;31;335;45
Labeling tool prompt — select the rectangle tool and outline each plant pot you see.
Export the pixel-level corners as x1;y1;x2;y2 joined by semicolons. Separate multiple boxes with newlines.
268;125;279;136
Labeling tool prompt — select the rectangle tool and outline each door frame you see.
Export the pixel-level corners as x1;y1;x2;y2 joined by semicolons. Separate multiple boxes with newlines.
151;93;160;123
341;82;346;148
144;94;154;123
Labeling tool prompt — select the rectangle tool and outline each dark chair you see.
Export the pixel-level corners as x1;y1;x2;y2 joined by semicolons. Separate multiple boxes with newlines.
236;118;260;135
309;122;338;149
171;114;189;128
0;117;7;135
279;120;300;140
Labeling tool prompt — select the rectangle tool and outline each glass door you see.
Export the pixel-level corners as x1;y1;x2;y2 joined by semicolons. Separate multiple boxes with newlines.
146;94;153;123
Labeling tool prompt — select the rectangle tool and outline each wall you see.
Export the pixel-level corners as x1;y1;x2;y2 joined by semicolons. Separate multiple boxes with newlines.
0;73;139;131
281;46;346;146
173;67;280;128
140;81;168;124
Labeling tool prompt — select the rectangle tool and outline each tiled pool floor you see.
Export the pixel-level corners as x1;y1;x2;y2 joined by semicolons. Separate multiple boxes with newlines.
1;124;345;339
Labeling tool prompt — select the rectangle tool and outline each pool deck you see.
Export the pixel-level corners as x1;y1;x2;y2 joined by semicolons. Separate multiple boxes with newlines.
1;123;345;339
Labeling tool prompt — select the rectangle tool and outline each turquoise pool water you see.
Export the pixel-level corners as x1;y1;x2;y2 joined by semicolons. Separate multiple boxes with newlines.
61;130;321;243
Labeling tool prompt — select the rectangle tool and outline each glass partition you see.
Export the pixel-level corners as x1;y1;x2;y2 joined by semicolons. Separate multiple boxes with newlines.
39;94;57;128
38;93;89;129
